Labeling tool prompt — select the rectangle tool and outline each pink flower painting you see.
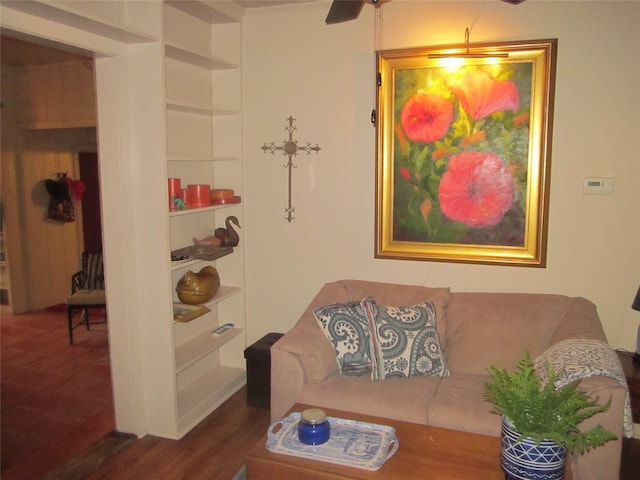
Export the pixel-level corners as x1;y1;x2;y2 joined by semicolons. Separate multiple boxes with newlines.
438;151;514;228
400;93;453;143
378;41;556;264
389;59;536;249
449;70;519;120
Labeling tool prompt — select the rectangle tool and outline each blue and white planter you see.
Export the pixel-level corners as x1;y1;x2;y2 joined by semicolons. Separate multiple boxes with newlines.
501;417;567;480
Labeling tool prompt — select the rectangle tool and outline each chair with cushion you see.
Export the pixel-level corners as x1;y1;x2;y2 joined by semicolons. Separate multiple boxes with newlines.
65;251;106;344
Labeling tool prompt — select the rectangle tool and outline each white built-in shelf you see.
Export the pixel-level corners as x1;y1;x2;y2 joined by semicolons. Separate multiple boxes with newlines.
165;43;237;70
176;365;245;435
167;156;239;162
166;101;238;117
3;0;158;44
178;367;245;417
203;285;241;306
171;258;201;271
170;246;240;270
169;203;239;218
166;0;242;24
166;101;213;116
172;284;242;304
163;0;245;441
175;327;242;373
173;284;241;304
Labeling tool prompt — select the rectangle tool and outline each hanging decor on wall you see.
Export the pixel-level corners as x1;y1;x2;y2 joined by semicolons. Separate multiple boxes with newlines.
261;116;321;222
375;37;557;266
44;172;85;223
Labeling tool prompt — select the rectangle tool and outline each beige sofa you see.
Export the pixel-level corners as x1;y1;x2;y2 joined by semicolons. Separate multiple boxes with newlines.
271;280;627;480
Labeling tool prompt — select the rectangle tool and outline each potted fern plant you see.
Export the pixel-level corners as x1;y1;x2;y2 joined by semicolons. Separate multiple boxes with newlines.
484;351;616;480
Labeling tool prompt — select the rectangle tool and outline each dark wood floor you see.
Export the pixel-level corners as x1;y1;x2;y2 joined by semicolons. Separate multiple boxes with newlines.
46;391;640;480
2;310;638;479
51;386;270;480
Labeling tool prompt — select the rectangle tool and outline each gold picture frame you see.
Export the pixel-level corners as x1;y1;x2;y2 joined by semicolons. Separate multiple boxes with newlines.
375;39;557;266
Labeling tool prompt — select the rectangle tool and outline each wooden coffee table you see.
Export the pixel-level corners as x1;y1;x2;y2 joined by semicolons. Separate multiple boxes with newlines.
246;403;572;480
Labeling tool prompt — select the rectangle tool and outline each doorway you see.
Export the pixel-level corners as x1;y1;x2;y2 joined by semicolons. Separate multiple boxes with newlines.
3;3;160;442
0;34;113;478
1;34;101;312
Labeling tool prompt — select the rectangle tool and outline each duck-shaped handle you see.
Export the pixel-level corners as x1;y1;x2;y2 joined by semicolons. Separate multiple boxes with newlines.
214;215;241;247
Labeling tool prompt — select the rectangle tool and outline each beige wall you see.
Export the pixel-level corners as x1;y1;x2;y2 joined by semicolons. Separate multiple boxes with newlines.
243;1;640;351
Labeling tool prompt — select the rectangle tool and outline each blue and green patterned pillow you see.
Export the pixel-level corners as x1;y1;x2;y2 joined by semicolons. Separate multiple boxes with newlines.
313;299;373;377
362;299;449;381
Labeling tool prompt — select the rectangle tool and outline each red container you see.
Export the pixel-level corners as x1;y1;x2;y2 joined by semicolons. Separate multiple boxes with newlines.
179;188;192;208
188;184;211;208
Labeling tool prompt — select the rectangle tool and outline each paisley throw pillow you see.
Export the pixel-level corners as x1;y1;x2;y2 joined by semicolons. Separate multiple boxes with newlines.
363;299;449;381
313;298;373;377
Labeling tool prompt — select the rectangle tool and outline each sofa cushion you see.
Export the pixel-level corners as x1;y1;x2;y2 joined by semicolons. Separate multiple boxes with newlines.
313;299;373;377
428;373;501;437
363;299;449;380
445;293;575;375
298;371;440;425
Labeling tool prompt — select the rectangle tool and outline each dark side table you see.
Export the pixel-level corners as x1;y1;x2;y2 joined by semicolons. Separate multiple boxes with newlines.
244;332;284;409
617;350;640;422
617;350;640;480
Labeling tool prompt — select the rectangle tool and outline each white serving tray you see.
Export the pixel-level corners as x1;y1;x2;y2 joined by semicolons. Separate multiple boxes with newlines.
266;412;399;471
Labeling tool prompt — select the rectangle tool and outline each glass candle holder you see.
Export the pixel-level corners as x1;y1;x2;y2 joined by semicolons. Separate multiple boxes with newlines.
297;408;330;445
168;178;181;210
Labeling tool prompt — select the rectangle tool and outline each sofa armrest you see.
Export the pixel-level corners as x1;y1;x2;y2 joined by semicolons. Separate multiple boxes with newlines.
570;376;626;480
270;345;306;422
545;299;624;480
548;297;607;345
270;318;342;421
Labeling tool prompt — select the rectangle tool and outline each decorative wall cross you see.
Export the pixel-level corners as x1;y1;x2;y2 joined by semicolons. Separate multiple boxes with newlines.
261;116;321;222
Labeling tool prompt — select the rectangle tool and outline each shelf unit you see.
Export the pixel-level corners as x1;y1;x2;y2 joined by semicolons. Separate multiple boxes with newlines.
164;0;245;439
3;0;158;44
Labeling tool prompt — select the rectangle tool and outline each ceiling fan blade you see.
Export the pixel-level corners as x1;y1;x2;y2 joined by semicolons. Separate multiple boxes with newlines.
325;0;365;25
500;0;527;4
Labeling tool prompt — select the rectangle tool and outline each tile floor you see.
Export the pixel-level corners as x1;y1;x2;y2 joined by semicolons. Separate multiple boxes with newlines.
1;308;114;480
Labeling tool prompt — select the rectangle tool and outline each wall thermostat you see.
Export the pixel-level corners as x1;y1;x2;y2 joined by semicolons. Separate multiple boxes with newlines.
583;177;614;195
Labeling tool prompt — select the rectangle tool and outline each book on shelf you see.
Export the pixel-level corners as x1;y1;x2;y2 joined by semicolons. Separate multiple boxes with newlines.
173;303;210;322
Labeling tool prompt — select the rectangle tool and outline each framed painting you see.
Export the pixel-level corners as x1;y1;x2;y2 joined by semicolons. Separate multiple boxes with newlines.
375;39;557;266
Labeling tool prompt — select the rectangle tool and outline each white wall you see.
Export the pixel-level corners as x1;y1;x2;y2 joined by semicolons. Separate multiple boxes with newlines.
243;1;640;352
